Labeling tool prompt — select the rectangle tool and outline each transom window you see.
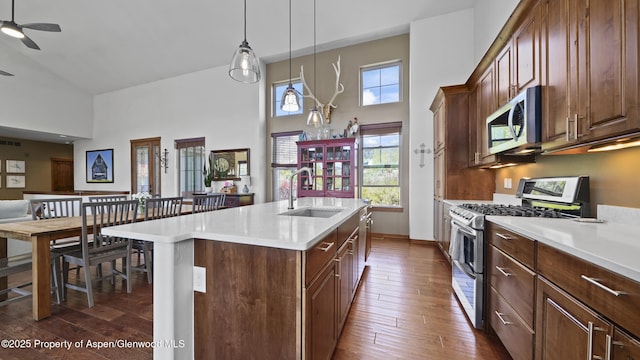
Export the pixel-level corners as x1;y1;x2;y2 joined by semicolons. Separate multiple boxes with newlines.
361;61;401;106
273;80;304;117
359;122;402;207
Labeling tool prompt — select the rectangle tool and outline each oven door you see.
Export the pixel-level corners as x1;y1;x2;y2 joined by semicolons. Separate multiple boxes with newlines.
449;220;483;274
452;261;483;329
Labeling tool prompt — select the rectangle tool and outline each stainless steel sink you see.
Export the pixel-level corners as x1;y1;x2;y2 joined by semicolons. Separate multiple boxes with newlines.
280;207;343;218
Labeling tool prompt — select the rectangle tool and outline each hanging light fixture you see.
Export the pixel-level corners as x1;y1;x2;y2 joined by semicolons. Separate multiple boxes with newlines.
229;0;261;83
306;0;324;127
280;0;300;112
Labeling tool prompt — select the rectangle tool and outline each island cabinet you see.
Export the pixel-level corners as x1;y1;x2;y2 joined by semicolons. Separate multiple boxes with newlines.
541;0;640;152
536;242;640;360
487;223;536;360
297;138;356;198
193;211;364;360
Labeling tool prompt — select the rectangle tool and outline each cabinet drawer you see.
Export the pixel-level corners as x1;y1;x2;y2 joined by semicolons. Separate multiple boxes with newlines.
490;287;534;360
488;223;535;269
305;230;338;286
489;245;536;328
538;242;640;337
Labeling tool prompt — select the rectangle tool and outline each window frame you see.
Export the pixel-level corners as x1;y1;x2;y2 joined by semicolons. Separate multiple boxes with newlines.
359;60;403;107
358;122;402;208
175;137;206;198
272;79;304;117
271;130;303;201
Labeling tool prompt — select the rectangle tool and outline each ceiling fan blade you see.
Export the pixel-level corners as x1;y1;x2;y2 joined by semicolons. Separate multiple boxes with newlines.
21;34;40;50
0;69;14;76
21;23;61;32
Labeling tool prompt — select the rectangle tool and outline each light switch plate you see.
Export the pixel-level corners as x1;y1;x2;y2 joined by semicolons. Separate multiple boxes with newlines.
504;178;513;189
193;266;206;293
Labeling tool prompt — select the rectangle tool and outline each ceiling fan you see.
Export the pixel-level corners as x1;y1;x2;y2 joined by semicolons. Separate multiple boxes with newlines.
0;0;61;50
0;69;14;76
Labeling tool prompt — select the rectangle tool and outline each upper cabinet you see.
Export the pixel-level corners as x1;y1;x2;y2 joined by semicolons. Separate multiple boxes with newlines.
297;138;356;198
541;0;640;152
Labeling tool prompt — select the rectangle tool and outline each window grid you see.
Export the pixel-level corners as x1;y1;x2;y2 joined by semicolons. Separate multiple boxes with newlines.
271;131;303;200
176;138;205;198
359;123;401;207
360;61;402;106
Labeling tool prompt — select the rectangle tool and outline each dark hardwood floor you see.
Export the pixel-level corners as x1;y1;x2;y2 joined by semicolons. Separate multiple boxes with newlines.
0;237;510;359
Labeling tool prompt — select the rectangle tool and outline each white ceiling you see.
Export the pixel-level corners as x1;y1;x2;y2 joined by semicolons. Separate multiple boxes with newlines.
0;0;474;142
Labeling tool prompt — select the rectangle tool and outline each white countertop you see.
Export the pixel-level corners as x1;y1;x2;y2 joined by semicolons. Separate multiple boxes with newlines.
487;216;640;283
101;197;366;251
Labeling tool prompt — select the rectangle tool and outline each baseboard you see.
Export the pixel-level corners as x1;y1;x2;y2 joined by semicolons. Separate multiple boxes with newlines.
370;232;438;246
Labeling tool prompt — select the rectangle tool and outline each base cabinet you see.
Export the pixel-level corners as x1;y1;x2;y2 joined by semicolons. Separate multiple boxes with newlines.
613;328;640;359
306;260;338;360
536;277;612;360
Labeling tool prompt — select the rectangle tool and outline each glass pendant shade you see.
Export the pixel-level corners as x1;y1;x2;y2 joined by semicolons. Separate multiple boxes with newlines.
281;84;300;112
307;108;325;128
229;40;260;83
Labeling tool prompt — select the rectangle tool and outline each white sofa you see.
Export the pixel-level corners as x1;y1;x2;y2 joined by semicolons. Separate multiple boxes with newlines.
0;200;33;256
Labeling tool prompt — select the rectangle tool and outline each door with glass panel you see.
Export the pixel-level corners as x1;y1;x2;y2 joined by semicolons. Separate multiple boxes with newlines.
131;137;161;196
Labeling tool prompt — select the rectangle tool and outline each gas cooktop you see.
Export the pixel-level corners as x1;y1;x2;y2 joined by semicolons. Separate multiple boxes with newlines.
458;203;566;218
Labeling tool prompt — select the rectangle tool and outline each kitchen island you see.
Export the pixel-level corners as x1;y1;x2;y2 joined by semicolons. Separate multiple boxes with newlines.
102;197;367;360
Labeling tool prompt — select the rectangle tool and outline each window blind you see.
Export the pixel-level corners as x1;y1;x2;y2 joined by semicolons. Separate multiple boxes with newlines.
271;131;302;168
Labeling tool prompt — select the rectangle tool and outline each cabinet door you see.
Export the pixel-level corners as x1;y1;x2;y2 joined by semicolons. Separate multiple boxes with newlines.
477;66;497;163
536;277;612;360
582;0;640;140
306;261;338;360
298;143;325;197
434;151;444;200
514;1;540;93
433;97;446;152
337;241;353;329
541;0;574;147
612;328;640;360
496;43;513;106
442;203;452;264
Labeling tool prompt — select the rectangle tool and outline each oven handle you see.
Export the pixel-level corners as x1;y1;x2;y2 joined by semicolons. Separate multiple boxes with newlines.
451;220;478;237
453;260;477;280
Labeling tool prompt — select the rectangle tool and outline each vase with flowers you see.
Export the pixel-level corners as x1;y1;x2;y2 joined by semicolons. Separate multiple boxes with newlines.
132;191;152;214
203;156;214;193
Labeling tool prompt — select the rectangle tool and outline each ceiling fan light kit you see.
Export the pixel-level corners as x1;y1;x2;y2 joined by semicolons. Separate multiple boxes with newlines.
0;0;61;50
229;0;260;83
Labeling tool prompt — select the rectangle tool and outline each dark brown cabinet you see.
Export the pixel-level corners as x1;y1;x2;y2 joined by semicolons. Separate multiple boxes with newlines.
223;193;254;207
306;258;338;360
470;66;498;166
541;0;640;152
613;328;640;359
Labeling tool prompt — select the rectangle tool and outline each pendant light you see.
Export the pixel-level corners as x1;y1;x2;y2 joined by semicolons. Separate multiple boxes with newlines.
306;0;325;127
229;0;261;83
280;0;300;112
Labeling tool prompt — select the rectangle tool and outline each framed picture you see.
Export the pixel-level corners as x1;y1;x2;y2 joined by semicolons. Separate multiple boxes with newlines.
6;175;25;188
6;159;25;173
86;149;114;183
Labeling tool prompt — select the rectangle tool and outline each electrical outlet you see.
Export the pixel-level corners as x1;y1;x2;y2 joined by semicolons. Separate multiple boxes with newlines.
504;178;513;189
193;266;206;293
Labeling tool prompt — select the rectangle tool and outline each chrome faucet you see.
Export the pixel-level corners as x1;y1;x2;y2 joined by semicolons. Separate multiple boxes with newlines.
288;167;312;209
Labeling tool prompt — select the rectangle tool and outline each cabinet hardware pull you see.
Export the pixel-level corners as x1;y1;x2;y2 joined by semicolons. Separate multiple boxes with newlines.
581;275;626;297
574;113;580;139
605;334;612;360
495;266;512;277
496;233;514;240
317;242;335;252
495;311;512;325
566;116;571;141
588;322;595;360
347;251;354;256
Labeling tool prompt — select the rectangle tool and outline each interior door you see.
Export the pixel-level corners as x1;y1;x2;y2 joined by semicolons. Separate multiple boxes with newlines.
131;137;161;195
51;158;74;192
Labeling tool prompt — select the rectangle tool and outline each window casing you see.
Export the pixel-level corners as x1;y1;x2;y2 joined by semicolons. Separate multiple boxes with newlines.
360;61;402;106
273;80;304;117
271;131;302;200
359;122;402;207
176;137;205;198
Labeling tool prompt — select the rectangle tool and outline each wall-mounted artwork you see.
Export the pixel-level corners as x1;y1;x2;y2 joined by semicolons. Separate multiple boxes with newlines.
86;149;114;183
6;175;25;188
6;159;25;173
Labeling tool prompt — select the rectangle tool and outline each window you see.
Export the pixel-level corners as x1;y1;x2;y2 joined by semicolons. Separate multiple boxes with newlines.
271;131;302;200
361;62;401;106
176;137;205;198
273;80;304;117
359;122;402;207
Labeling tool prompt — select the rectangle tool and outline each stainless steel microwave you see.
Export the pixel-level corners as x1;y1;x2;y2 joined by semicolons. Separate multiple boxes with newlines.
487;85;542;154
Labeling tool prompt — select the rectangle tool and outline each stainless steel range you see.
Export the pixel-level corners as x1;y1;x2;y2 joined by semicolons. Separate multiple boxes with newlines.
448;176;591;329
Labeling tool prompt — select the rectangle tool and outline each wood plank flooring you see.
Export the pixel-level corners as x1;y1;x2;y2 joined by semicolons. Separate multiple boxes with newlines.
0;237;510;359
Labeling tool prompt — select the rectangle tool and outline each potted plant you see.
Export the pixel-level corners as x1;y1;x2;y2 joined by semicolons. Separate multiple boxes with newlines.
203;157;214;193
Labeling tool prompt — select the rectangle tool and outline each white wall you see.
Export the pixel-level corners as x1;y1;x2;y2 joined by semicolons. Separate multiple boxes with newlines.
408;9;475;241
473;0;520;64
0;45;92;138
73;65;267;203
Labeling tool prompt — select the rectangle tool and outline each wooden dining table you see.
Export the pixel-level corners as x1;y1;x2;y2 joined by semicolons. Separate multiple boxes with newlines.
0;204;194;321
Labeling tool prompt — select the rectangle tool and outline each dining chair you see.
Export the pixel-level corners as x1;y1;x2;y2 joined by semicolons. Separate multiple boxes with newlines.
0;253;34;306
62;199;138;308
132;196;184;283
29;197;84;303
192;193;226;213
88;195;129;203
